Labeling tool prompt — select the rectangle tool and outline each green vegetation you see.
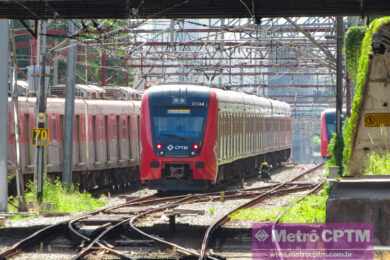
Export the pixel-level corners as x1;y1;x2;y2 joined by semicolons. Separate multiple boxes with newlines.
311;135;321;146
344;26;367;84
229;187;328;224
326;135;337;169
364;153;390;175
208;207;216;216
9;179;106;219
338;17;390;175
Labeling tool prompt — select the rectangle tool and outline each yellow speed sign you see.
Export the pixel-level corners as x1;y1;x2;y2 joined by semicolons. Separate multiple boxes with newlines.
364;113;390;127
32;128;50;146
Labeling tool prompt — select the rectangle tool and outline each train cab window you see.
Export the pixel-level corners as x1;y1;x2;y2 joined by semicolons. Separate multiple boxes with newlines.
151;107;207;144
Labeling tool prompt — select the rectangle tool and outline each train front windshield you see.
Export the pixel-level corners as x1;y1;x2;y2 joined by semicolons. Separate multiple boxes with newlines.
326;112;336;140
325;112;345;141
153;114;205;140
150;106;207;156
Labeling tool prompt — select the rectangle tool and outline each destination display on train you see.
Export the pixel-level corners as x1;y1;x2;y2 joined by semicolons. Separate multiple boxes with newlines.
167;108;191;114
364;113;390;127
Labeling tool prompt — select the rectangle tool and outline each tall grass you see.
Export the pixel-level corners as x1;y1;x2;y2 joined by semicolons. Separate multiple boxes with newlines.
364;153;390;175
229;187;329;224
17;179;106;214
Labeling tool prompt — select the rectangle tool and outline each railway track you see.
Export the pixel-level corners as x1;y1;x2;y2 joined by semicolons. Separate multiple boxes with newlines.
199;163;325;259
0;163;324;260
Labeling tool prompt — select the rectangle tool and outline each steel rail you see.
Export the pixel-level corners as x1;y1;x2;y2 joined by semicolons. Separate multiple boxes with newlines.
0;165;322;259
0;194;156;259
198;163;324;259
271;181;325;260
73;195;199;259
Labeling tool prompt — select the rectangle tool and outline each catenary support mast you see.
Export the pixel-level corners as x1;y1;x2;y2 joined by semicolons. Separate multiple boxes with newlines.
33;20;48;202
0;20;9;212
63;21;77;187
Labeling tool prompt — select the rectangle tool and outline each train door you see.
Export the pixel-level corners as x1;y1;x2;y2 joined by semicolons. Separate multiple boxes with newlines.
92;115;98;166
137;115;141;162
75;115;82;166
228;113;232;160
235;112;238;157
48;114;60;171
127;115;132;162
241;112;245;156
117;115;123;162
104;115;110;163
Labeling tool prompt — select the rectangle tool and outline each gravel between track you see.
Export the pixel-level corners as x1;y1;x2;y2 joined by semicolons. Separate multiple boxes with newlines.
0;164;323;259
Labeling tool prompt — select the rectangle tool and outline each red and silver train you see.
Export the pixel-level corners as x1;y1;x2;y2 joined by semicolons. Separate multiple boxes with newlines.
140;84;292;191
8;97;141;190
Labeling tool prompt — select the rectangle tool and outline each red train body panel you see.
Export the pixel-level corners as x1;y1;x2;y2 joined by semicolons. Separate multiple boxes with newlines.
140;84;292;191
320;110;330;158
7;97;141;190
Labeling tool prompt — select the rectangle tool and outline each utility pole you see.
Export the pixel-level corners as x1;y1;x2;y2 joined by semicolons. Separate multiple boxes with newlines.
63;21;77;187
0;20;9;212
33;20;48;203
335;17;344;176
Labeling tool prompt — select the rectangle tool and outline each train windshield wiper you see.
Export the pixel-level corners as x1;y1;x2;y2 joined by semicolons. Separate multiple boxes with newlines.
161;133;191;141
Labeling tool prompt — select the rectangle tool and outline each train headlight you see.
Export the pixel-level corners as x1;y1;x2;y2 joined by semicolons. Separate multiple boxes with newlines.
156;144;163;150
192;144;200;150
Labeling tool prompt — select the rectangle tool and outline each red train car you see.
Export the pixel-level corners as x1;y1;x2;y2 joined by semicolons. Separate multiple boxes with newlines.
8;97;141;190
140;84;292;191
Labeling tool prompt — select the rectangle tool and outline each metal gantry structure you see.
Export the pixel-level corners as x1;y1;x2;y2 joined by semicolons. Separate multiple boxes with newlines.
0;16;342;211
78;17;337;116
12;17;339;118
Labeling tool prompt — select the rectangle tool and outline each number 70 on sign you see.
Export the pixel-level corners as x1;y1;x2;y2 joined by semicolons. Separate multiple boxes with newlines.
32;128;50;146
